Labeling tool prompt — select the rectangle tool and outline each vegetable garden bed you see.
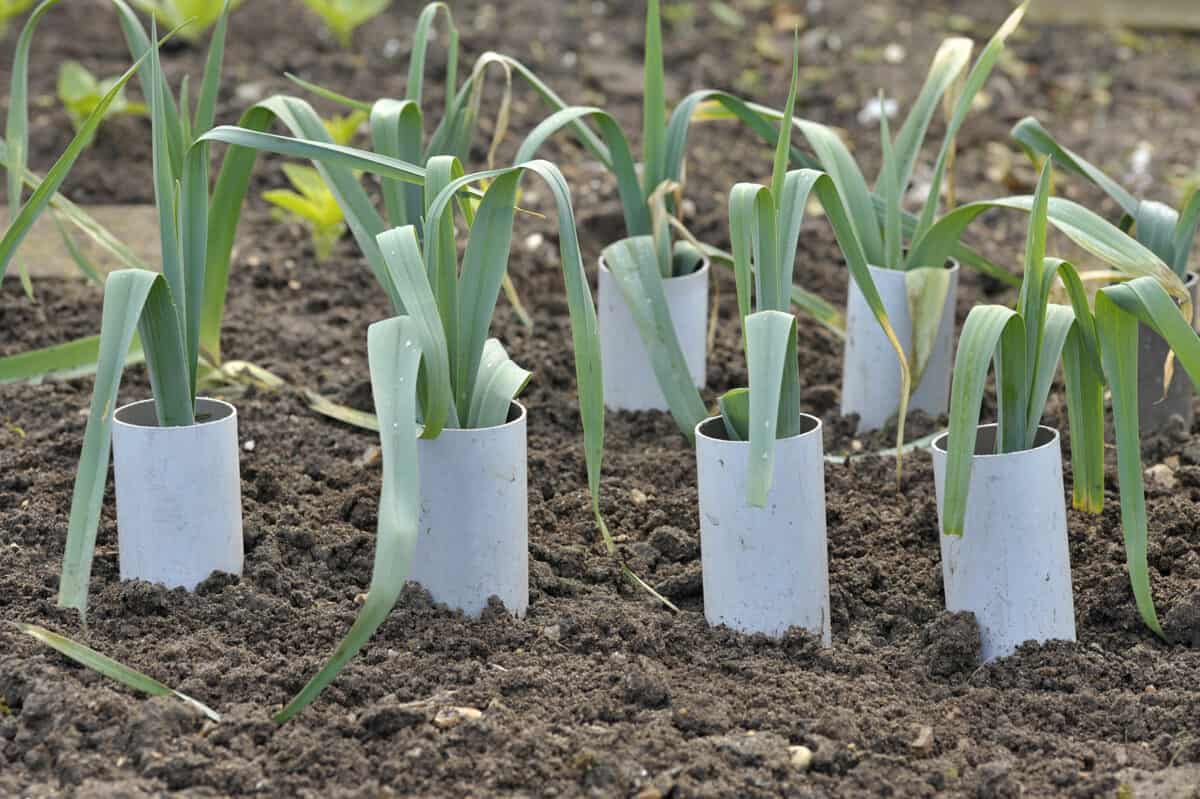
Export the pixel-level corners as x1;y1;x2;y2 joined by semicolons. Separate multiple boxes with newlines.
4;0;1200;796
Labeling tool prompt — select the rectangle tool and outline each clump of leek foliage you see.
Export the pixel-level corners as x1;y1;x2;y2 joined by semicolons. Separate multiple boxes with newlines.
298;0;390;48
1013;116;1200;280
765;3;1026;425
943;161;1200;637
57;60;148;135
273;156;615;722
514;0;856;440
0;3;237;620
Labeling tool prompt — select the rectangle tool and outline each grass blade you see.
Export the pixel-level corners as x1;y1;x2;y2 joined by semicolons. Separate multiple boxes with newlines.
6;0;64;283
641;0;666;198
18;623;220;722
0;49;153;282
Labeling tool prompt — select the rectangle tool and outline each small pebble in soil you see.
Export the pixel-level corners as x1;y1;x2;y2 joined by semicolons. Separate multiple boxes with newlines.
789;745;814;771
433;706;482;730
1145;463;1177;489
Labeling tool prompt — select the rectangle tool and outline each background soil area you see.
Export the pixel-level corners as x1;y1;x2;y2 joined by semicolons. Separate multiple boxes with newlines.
5;1;1200;796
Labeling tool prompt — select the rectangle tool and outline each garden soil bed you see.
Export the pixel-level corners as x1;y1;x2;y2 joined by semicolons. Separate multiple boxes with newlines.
5;1;1200;796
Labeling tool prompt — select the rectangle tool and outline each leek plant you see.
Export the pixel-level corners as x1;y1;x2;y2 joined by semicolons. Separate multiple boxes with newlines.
713;48;810;505
942;162;1200;636
57;60;148;135
0;8;233;620
298;0;390;48
511;0;862;440
284;2;489;233
272;157;611;721
771;4;1025;413
1013;116;1200;279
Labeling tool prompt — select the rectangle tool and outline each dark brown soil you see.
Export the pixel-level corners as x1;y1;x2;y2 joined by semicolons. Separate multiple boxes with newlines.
5;1;1200;797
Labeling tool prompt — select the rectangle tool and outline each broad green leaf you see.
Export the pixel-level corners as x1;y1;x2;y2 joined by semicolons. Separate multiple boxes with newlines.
744;310;799;507
1172;188;1200;275
515;106;648;237
369;99;424;228
1094;290;1160;636
18;623;220;722
795;120;884;265
1011;116;1139;216
909;195;1190;318
407;2;457;109
904;266;952;392
1017;162;1053;400
468;339;531;429
191;0;228;134
59;270;190;618
375;225;455;434
0;334;144;384
879;100;902;270
274;315;422;723
1026;304;1075;442
602;236;709;441
941;305;1024;536
718;387;750;441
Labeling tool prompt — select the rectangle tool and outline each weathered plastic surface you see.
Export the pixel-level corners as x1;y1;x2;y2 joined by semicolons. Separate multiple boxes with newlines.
411;402;528;618
842;261;959;432
112;397;243;590
696;413;830;643
597;256;708;411
931;424;1076;662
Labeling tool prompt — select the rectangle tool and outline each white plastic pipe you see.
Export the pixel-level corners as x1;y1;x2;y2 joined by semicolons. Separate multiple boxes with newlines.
597;256;709;411
841;261;959;432
931;424;1076;662
112;397;243;589
695;413;830;644
411;401;528;618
